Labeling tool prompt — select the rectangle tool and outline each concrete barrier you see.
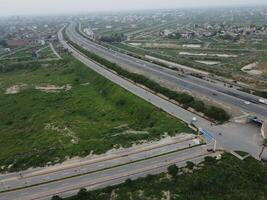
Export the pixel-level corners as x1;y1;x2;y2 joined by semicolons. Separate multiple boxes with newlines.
261;121;267;139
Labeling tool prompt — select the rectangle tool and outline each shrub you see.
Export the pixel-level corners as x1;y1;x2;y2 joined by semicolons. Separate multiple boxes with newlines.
186;161;195;170
167;164;179;177
77;188;88;199
51;195;63;200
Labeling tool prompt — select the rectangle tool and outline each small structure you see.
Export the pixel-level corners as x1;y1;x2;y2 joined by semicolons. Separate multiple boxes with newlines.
198;128;217;152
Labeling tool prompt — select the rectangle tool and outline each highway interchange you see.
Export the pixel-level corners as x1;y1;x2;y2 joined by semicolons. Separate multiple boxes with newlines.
0;23;266;200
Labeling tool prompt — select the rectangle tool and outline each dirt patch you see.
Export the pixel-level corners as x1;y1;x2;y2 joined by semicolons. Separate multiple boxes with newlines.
179;52;237;58
253;62;267;76
112;130;149;137
80;82;90;86
45;123;79;144
114;124;129;129
35;84;72;93
144;43;181;49
182;44;201;48
196;60;221;65
5;84;27;94
129;43;142;46
241;62;263;75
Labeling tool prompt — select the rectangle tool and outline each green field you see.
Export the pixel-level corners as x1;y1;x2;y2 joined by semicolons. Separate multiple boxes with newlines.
61;154;267;200
0;56;192;172
0;44;57;64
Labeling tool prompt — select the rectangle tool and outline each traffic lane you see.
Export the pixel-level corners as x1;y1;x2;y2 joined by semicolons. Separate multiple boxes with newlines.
185;75;267;106
0;146;210;200
67;27;267;117
40;154;212;200
0;138;198;191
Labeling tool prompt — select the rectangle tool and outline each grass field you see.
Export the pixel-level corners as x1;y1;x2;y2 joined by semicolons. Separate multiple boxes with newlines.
0;44;57;64
0;56;192;172
63;153;267;200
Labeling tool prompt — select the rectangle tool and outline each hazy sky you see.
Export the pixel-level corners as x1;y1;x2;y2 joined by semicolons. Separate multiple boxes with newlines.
1;0;267;16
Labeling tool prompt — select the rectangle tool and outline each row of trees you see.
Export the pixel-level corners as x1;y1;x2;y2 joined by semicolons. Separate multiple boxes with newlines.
67;39;230;122
99;33;126;43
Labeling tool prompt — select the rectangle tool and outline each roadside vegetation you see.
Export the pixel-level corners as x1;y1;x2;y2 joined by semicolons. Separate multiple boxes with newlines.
0;56;192;172
0;44;58;64
54;153;267;200
99;33;126;43
66;37;230;123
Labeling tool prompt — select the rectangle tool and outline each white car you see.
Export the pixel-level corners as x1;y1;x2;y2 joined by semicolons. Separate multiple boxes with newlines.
259;98;267;105
244;101;251;105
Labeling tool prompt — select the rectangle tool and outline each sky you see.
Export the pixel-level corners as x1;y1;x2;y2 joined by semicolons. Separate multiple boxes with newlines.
1;0;267;16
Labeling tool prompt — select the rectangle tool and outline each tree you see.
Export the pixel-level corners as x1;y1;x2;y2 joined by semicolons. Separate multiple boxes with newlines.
186;161;195;170
51;195;63;200
77;188;88;199
167;164;179;178
204;156;217;165
125;178;132;185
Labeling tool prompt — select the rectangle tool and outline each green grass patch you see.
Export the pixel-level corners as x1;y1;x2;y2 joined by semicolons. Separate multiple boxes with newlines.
0;56;192;172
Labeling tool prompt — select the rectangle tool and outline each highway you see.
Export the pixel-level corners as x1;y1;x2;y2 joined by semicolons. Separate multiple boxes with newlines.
0;25;265;200
0;148;213;200
62;24;266;159
0;136;213;200
0;134;197;192
67;22;267;117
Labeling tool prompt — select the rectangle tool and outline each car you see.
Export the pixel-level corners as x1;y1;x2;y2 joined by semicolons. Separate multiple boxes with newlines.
259;98;267;105
244;101;251;105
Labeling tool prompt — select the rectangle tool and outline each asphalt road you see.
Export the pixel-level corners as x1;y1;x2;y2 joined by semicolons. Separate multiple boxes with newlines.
0;134;197;192
0;145;212;200
67;22;267;117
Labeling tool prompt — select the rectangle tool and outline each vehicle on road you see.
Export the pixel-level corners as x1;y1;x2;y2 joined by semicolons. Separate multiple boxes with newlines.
259;98;267;105
244;101;251;105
